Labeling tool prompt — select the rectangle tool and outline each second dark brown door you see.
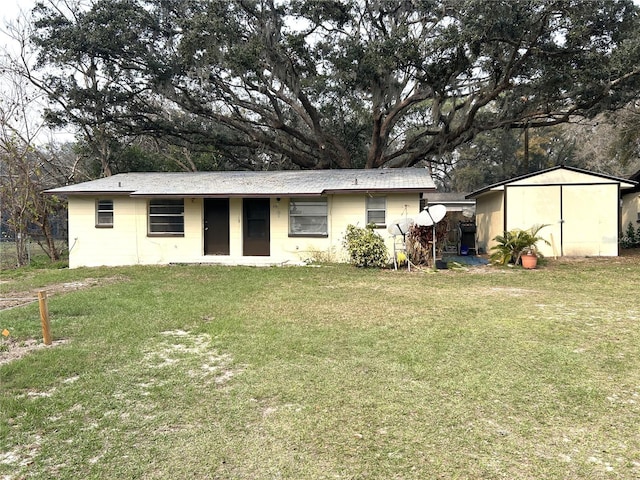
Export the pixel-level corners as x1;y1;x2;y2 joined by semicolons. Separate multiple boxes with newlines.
243;198;270;256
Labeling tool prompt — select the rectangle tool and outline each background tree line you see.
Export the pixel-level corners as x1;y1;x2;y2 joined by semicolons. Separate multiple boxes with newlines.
1;0;640;265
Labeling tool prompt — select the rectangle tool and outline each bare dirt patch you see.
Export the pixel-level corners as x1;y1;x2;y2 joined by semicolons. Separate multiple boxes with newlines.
0;276;126;365
0;277;124;311
0;339;69;366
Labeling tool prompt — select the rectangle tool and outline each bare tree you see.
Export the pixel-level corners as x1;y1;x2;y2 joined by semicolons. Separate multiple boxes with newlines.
0;16;87;265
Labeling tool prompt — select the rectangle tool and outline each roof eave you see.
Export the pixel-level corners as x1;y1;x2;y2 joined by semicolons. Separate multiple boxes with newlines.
324;187;437;195
44;189;136;196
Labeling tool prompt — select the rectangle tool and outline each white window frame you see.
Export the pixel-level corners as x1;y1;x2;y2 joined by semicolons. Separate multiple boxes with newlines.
148;199;184;236
95;199;114;228
289;197;328;237
366;196;386;227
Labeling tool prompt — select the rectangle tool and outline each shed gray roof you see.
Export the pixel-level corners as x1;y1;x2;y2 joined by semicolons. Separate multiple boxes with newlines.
47;168;436;197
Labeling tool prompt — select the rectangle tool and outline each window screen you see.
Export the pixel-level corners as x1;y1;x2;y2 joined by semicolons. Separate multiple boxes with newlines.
289;198;328;236
96;200;114;227
148;199;184;235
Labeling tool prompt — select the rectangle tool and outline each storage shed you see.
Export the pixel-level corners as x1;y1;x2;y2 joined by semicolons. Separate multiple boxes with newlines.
467;166;636;257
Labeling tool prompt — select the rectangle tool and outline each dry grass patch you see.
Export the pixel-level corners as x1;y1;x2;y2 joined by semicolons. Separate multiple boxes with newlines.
2;261;640;479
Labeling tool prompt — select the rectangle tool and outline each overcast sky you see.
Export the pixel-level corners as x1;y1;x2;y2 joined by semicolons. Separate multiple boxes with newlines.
1;0;34;54
2;0;33;26
3;0;33;22
1;0;76;143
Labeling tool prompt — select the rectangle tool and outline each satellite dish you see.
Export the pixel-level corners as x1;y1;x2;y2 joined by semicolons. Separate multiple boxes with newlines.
388;218;414;236
414;204;447;226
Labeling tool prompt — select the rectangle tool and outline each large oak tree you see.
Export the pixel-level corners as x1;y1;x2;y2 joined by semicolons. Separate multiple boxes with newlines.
27;0;640;172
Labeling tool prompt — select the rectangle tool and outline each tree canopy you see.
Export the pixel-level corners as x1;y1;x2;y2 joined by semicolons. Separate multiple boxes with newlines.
28;0;640;172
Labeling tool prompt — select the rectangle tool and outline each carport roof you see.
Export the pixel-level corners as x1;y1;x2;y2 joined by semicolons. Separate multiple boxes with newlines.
46;168;436;197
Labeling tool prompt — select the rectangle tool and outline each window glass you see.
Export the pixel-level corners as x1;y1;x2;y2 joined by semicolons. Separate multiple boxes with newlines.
149;199;184;235
366;196;386;226
96;200;113;227
289;198;328;236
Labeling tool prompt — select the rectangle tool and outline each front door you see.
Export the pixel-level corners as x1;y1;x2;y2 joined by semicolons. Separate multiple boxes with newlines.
204;198;230;255
243;198;270;256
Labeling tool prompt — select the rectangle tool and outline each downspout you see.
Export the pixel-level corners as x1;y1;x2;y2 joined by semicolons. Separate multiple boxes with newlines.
503;186;508;234
559;185;564;257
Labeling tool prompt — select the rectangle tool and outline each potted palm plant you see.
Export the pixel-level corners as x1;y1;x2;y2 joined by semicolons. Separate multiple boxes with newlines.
490;224;550;268
520;245;540;269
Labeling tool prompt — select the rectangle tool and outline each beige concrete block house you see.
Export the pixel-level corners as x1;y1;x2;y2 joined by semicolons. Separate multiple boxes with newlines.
467;166;637;258
47;169;436;268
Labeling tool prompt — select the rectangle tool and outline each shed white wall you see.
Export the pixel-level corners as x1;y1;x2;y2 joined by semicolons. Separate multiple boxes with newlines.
473;167;625;258
66;193;421;268
474;191;504;254
505;185;562;258
505;184;619;257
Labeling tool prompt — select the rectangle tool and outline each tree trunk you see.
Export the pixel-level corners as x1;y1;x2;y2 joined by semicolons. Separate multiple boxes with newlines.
15;231;28;267
39;215;61;261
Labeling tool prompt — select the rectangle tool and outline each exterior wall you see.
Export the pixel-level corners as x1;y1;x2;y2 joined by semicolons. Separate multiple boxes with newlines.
509;168;609;186
474;191;504;254
67;192;422;268
505;185;562;258
476;181;622;258
561;184;619;256
504;184;620;257
259;193;421;264
68;196;204;268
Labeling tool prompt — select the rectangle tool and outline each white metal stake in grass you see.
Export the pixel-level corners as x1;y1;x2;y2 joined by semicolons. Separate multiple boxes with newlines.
38;291;52;346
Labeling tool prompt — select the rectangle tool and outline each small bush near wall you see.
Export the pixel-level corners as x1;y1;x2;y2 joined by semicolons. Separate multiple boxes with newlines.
343;224;389;268
620;222;640;249
301;247;340;264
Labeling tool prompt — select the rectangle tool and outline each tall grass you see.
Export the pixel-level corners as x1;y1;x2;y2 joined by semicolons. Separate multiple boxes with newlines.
0;240;67;270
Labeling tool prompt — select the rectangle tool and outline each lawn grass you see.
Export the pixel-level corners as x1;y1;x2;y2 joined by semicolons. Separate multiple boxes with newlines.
0;240;68;271
1;258;640;479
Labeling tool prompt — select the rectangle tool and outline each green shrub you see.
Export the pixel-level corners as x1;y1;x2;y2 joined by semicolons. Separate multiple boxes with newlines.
343;224;389;268
620;222;639;249
490;224;549;266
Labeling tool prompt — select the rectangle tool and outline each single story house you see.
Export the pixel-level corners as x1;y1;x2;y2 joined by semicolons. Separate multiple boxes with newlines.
47;168;436;268
466;166;637;257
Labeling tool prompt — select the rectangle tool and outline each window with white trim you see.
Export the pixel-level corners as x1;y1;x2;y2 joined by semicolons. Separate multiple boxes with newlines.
96;200;114;228
148;199;184;235
289;198;328;236
366;196;386;227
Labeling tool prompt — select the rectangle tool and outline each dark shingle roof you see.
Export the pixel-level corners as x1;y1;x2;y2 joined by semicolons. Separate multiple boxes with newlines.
47;169;436;197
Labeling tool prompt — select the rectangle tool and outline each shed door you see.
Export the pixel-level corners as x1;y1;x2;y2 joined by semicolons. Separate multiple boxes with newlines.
204;198;230;255
243;198;270;256
562;185;619;256
505;184;620;257
505;185;561;258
